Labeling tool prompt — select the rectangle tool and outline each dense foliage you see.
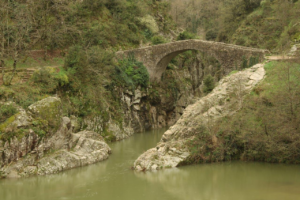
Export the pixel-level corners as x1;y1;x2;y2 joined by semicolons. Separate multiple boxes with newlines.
203;75;215;93
168;0;300;51
188;61;300;164
0;104;17;123
114;55;149;90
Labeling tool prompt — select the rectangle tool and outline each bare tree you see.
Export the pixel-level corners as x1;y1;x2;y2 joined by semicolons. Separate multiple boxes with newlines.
0;1;32;85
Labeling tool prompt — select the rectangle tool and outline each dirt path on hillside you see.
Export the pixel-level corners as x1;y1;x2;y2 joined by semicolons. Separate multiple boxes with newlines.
266;55;298;60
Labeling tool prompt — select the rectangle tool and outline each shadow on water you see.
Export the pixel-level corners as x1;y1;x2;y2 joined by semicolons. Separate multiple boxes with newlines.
1;128;300;200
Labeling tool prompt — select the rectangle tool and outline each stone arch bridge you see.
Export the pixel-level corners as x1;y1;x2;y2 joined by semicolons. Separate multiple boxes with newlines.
115;39;269;82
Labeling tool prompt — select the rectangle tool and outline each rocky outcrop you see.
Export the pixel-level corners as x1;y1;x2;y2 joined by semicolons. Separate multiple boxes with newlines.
0;97;111;179
118;82;196;133
134;63;266;171
36;131;111;176
81;51;223;138
82;114;134;141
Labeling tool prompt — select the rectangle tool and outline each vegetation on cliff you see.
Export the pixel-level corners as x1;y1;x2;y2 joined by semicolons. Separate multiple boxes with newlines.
0;0;173;141
188;60;300;164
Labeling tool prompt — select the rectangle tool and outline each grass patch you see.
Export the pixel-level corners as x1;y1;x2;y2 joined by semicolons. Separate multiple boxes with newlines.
0;104;18;123
229;70;239;75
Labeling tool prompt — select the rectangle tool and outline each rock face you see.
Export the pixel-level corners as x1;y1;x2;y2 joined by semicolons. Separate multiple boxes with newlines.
133;64;266;171
82;114;134;141
81;51;229;137
28;97;62;132
36;131;111;176
0;97;111;179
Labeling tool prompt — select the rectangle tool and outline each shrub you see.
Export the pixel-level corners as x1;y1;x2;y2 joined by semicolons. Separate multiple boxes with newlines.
64;45;86;71
114;54;149;89
31;68;58;93
203;75;215;93
206;29;218;41
0;104;18;123
177;31;196;40
31;67;69;93
240;56;259;69
138;15;159;34
241;56;248;69
82;0;106;12
151;35;166;45
248;56;259;68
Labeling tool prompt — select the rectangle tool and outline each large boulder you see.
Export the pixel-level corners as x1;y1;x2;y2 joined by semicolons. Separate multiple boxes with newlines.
36;131;111;176
28;97;62;132
0;129;111;178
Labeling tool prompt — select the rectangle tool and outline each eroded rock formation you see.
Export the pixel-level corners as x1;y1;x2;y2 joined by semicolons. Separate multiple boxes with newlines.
0;97;111;178
134;63;266;171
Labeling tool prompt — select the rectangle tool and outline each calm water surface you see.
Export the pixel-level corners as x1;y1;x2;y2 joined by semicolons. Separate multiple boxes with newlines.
1;129;300;200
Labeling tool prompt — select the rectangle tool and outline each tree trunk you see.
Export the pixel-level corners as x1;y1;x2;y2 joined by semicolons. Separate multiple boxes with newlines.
7;59;17;85
1;60;4;84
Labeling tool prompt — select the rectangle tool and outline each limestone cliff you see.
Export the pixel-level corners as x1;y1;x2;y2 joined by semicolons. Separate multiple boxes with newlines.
133;63;266;171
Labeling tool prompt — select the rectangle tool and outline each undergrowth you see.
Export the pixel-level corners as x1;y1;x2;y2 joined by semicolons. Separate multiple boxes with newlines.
187;61;300;164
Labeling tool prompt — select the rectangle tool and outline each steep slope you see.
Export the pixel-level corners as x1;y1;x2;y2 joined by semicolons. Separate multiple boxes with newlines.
134;63;265;171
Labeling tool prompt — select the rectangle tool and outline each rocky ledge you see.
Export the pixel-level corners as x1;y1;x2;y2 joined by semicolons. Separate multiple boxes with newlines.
0;97;111;178
133;63;266;171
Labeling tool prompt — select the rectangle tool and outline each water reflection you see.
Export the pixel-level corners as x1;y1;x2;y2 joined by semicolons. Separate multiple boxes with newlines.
135;162;300;200
1;129;300;200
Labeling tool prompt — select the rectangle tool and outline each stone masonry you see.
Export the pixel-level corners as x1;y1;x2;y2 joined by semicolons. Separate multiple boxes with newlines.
116;39;269;82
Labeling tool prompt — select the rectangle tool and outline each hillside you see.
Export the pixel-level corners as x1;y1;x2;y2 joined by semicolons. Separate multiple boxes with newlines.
168;0;300;52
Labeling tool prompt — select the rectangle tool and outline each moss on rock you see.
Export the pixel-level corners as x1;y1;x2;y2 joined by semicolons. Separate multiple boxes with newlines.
28;97;62;133
0;115;16;133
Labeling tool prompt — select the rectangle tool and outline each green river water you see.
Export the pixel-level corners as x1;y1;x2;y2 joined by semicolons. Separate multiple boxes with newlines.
1;129;300;200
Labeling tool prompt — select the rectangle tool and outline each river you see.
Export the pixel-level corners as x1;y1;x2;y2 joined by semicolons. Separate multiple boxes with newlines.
1;129;300;200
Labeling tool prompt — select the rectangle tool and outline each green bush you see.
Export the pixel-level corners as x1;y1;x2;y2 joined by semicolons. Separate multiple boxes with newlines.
82;0;106;12
240;56;259;69
177;31;196;40
63;45;116;117
151;35;166;45
206;29;218;41
114;54;149;89
0;104;18;123
64;45;86;71
241;56;248;69
248;56;259;68
31;67;69;93
203;75;215;93
143;28;153;40
64;45;114;88
32;68;58;93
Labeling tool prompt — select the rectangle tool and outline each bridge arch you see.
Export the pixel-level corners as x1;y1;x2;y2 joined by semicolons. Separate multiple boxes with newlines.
115;40;268;82
154;49;222;82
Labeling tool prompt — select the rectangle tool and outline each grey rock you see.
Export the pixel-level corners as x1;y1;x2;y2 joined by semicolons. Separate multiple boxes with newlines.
0;97;112;179
28;97;62;132
134;64;266;171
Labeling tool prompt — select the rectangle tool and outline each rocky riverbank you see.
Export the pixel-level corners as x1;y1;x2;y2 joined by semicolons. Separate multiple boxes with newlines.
0;97;111;178
134;63;266;171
